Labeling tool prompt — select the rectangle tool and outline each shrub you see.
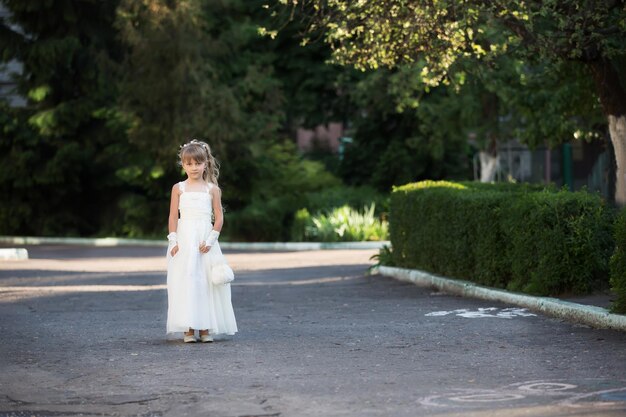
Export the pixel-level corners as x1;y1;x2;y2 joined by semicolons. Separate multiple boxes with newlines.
390;180;614;297
610;208;626;313
289;186;389;241
224;139;342;242
503;191;614;295
460;181;557;193
224;195;301;242
371;244;395;268
290;208;313;242
295;204;388;242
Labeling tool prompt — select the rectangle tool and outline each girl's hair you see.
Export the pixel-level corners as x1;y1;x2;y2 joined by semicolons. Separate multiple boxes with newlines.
178;139;220;185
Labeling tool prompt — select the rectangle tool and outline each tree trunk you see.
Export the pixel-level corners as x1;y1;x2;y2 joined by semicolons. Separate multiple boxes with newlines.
609;115;626;205
478;132;499;183
589;57;626;206
478;151;498;182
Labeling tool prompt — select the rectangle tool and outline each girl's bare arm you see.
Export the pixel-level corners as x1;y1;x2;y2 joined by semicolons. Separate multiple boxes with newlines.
168;184;180;233
211;186;224;233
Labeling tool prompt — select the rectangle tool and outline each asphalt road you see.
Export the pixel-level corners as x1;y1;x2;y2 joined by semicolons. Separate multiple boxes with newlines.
0;245;625;417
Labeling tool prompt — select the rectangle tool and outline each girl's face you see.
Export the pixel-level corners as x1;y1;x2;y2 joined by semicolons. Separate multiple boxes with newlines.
182;158;207;181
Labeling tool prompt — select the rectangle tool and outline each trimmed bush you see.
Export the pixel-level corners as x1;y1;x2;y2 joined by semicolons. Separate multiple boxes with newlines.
390;181;614;297
460;181;557;193
610;208;626;313
504;191;613;295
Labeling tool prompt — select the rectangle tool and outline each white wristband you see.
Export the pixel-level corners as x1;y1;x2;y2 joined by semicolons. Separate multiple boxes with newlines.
167;232;177;243
206;230;220;246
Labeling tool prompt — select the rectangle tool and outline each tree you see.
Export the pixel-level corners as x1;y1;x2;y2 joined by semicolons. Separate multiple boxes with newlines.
0;0;347;238
0;0;127;235
335;66;471;189
292;0;626;204
115;0;342;239
266;10;355;133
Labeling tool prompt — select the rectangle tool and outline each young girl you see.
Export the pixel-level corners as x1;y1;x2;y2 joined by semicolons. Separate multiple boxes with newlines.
166;139;238;343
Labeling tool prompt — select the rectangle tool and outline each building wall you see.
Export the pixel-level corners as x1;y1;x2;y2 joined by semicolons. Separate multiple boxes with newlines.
296;122;343;153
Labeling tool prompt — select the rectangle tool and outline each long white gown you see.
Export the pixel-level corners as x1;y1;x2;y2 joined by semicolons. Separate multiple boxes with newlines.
166;181;237;338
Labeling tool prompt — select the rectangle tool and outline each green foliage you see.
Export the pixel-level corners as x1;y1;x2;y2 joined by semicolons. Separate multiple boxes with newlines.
291;186;389;242
332;56;602;192
338;71;471;190
115;0;287;214
459;181;558;193
224;139;340;241
290;208;312;242
610;209;626;313
452;57;605;150
3;0;615;241
229;183;389;242
504;192;614;295
0;1;129;236
267;10;354;131
491;62;604;149
115;0;217;162
294;204;388;242
303;185;389;214
371;244;395;268
290;186;389;241
226;197;292;242
390;181;614;296
0;0;356;240
299;1;626;78
295;0;626;204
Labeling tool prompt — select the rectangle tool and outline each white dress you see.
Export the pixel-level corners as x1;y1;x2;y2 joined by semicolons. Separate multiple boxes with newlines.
166;181;238;338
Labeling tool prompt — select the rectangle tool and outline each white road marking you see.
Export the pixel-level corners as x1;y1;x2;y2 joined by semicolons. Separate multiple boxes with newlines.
419;380;626;409
425;307;537;319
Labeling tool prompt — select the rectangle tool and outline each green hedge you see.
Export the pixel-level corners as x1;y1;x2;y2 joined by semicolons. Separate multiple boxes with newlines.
390;181;614;296
610;208;626;313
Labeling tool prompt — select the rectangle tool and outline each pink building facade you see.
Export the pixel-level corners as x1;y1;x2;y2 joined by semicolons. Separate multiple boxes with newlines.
296;122;344;153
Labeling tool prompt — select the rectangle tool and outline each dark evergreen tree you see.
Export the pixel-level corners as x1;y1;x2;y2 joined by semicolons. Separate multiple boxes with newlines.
0;0;126;235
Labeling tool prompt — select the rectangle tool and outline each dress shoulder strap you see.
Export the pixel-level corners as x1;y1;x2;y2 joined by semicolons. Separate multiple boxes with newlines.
206;183;214;192
178;181;185;193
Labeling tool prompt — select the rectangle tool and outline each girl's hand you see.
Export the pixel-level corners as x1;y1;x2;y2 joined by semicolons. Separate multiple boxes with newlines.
170;244;179;257
199;241;211;254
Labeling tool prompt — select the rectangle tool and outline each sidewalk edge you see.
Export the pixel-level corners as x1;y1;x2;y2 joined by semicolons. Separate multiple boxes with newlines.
376;265;626;332
0;248;28;260
0;236;389;251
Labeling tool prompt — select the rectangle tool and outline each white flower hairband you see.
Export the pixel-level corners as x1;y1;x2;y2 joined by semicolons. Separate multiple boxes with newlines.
180;140;211;153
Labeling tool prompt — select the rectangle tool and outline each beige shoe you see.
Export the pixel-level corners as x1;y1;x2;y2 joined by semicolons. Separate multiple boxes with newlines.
199;332;213;343
183;332;196;343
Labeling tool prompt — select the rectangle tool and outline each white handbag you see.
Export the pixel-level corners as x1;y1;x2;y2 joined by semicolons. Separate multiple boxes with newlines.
211;262;234;285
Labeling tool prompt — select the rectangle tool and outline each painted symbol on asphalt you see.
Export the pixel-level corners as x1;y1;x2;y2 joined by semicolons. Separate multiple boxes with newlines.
425;307;537;319
518;382;577;392
448;393;525;403
419;380;626;409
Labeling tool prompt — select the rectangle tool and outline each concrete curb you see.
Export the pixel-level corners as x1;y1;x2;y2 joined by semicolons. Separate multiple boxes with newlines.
0;248;28;260
0;236;389;251
375;265;626;332
0;236;168;247
222;241;389;251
